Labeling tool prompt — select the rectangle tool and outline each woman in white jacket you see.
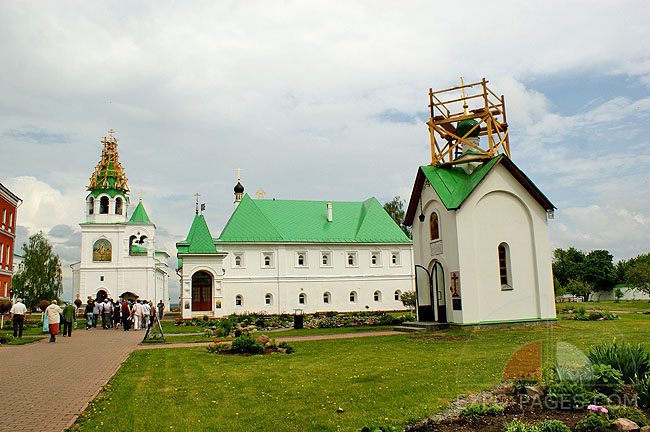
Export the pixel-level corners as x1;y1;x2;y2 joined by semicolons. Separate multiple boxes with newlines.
45;300;63;343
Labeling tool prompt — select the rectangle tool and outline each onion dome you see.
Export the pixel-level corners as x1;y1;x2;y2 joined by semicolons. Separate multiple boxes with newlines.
234;181;244;194
456;119;481;138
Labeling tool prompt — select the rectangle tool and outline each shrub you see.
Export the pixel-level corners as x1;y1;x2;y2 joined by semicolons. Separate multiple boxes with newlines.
234;328;242;338
357;425;401;432
536;419;570;432
546;382;609;409
460;403;504;419
278;342;294;354
206;342;230;354
38;300;50;311
230;334;264;354
573;412;613;432
588;340;650;383
503;418;538;432
0;334;14;344
317;320;337;328
605;405;648;426
0;299;12;315
592;364;623;393
636;376;650;408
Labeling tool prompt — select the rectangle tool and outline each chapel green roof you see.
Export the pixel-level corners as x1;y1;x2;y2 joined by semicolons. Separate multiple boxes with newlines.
177;214;219;254
404;154;555;225
129;201;152;225
217;195;411;243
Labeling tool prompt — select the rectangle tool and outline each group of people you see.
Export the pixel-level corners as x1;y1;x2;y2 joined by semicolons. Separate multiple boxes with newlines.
84;298;165;332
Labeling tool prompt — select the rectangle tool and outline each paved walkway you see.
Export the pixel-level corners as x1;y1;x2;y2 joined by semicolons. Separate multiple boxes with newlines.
0;327;142;432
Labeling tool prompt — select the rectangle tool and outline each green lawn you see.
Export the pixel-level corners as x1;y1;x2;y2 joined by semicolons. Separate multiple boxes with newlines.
557;299;650;312
73;313;650;431
0;319;88;336
0;336;46;345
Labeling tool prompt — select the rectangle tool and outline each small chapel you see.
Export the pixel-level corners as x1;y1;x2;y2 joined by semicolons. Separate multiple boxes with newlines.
176;178;414;319
404;79;557;325
71;131;170;308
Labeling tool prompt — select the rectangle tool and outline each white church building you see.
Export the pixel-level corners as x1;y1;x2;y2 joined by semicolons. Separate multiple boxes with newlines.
71;131;170;307
404;79;557;325
176;184;414;319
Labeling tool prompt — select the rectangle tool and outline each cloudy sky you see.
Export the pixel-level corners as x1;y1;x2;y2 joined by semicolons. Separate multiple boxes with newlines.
2;1;649;302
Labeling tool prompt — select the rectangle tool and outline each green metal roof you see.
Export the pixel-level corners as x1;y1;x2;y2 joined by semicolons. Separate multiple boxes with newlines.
130;244;147;255
129;201;152;224
86;188;125;199
177;214;218;254
217;195;411;243
420;156;500;209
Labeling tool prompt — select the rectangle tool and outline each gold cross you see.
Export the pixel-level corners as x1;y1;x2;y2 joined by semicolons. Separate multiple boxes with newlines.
256;188;266;200
108;128;115;138
236;168;242;181
137;190;144;202
194;192;200;214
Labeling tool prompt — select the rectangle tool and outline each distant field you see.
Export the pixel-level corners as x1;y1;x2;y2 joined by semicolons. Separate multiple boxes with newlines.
557;299;650;312
75;312;650;431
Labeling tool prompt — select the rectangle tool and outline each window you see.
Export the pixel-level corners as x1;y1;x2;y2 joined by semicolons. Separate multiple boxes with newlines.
100;275;104;282
88;198;94;215
234;254;243;268
299;293;306;304
8;212;12;230
323;292;331;304
235;295;243;306
394;290;401;301
498;243;512;290
346;252;357;267
265;293;272;305
262;253;273;268
430;212;440;241
2;208;5;227
374;290;382;302
115;197;123;215
297;253;307;267
321;252;331;267
390;252;401;266
99;196;109;214
0;242;3;265
370;252;380;266
349;291;357;303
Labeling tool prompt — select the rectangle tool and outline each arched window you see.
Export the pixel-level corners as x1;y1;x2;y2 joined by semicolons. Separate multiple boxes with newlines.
235;295;243;306
348;254;354;265
371;254;378;265
265;293;272;305
298;254;305;266
374;290;382;302
322;253;329;266
498;243;512;289
263;255;271;267
88;197;94;215
235;256;242;267
430;212;440;241
298;293;306;305
349;291;357;303
394;290;401;301
323;292;331;304
115;197;123;215
99;196;109;214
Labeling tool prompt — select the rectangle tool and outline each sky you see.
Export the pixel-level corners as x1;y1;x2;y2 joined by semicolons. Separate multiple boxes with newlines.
2;1;649;302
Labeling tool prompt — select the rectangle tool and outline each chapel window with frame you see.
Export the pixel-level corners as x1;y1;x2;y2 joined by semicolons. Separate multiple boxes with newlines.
498;243;513;290
430;212;440;241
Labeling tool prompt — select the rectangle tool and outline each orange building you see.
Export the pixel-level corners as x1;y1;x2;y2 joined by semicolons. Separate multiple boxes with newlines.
0;183;22;299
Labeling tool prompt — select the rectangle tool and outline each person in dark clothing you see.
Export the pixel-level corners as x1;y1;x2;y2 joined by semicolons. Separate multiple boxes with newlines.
85;300;95;329
121;300;131;331
112;300;121;329
61;303;76;337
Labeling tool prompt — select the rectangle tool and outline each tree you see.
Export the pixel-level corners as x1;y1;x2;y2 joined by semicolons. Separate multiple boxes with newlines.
583;249;616;292
400;291;416;314
565;278;593;302
383;196;412;239
11;232;63;310
625;261;650;297
552;247;586;287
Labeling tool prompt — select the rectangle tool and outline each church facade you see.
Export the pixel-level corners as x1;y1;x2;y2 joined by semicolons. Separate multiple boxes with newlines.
177;191;414;319
71;131;170;307
404;79;557;325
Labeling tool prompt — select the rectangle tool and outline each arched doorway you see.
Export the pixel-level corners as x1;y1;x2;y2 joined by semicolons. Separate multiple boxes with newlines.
120;291;139;302
431;261;446;323
192;271;212;311
96;289;108;303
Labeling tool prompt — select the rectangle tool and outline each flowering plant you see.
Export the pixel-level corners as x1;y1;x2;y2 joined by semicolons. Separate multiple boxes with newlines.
587;404;608;414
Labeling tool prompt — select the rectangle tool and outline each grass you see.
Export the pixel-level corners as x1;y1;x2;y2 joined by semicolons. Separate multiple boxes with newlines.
0;319;89;336
557;300;650;312
0;336;46;345
74;313;650;431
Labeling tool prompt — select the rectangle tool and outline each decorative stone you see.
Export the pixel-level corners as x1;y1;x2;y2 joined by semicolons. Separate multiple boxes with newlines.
524;386;543;400
256;335;270;344
264;342;272;348
277;348;287;353
639;426;650;432
614;418;640;432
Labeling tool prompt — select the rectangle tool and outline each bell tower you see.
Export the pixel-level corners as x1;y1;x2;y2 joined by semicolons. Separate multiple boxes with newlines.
85;130;130;223
426;78;510;166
